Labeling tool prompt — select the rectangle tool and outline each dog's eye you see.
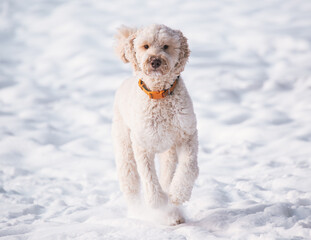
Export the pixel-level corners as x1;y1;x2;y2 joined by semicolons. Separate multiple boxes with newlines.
163;45;169;50
144;45;149;49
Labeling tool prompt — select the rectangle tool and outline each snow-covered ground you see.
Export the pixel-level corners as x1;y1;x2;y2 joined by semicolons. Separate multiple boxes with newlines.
1;0;311;239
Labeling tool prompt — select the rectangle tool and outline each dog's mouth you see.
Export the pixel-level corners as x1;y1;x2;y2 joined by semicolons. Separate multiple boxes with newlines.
143;56;169;76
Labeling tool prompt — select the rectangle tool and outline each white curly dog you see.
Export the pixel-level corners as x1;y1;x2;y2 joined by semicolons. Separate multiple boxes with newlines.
112;24;199;225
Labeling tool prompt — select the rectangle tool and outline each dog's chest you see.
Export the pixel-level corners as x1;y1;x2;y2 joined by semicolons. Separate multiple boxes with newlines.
134;101;181;152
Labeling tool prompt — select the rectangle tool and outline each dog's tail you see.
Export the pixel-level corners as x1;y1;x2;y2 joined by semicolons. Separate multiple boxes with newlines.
114;25;137;63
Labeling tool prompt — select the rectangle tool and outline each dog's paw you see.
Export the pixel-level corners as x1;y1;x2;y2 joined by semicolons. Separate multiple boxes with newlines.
149;204;185;226
140;203;185;226
165;206;185;226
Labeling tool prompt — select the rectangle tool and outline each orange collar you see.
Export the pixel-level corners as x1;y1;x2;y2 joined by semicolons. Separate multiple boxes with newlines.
138;76;179;99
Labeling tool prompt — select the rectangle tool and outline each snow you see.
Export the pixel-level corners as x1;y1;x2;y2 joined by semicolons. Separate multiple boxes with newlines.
1;0;311;239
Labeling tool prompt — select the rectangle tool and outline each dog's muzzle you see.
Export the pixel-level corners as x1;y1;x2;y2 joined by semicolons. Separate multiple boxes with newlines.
145;56;169;75
149;56;166;69
151;58;162;69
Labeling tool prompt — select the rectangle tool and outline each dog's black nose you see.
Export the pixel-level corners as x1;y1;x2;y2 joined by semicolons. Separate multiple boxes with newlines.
151;59;161;69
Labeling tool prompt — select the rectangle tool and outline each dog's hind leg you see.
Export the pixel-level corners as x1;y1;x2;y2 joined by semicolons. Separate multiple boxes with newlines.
159;147;178;193
112;111;140;207
131;140;168;208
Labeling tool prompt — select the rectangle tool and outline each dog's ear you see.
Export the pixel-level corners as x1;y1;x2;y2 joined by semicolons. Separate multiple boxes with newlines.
114;25;136;63
124;32;141;72
114;26;141;72
174;30;190;75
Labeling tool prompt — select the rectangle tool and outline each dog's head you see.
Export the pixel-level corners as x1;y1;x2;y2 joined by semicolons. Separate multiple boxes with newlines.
115;24;190;77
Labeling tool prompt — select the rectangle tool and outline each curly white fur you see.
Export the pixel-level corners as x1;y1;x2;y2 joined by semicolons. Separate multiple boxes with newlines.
112;24;199;225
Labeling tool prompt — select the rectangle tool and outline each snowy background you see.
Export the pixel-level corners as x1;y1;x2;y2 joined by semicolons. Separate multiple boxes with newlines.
1;0;311;239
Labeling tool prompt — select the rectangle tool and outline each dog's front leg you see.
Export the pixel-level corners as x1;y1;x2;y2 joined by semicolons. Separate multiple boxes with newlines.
132;140;168;208
169;132;199;205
